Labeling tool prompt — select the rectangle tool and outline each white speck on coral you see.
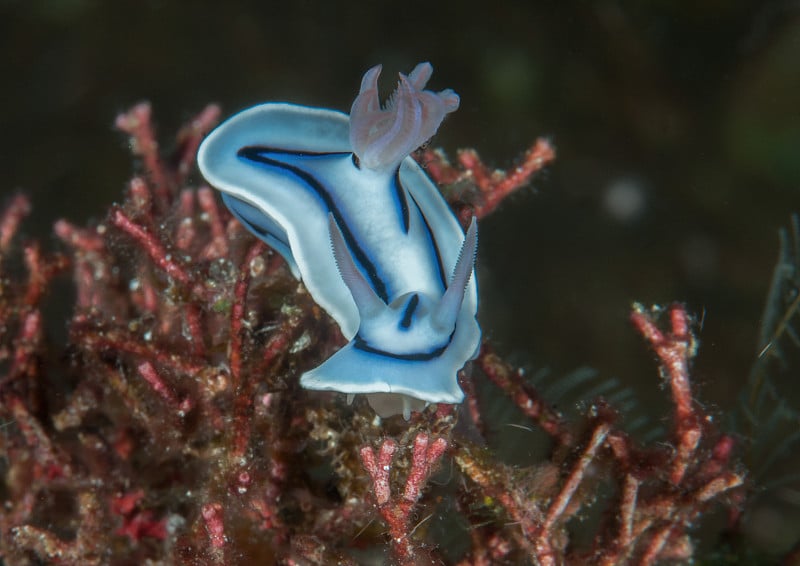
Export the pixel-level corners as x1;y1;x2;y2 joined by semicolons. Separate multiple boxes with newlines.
290;331;311;354
249;255;265;277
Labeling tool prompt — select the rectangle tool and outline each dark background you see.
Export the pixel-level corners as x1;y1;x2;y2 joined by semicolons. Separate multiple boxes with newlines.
2;0;798;556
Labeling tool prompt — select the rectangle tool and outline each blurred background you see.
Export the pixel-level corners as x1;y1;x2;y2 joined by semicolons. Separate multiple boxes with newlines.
2;0;798;558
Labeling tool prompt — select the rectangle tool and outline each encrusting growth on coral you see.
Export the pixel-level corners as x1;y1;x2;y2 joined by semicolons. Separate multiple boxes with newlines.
0;103;745;565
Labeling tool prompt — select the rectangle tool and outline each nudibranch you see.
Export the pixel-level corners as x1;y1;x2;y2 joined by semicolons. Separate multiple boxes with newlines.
197;62;480;419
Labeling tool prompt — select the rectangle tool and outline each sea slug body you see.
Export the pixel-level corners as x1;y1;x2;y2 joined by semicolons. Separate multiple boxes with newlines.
197;62;480;419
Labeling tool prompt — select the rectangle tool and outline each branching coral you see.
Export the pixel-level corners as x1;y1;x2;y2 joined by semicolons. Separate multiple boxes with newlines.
0;104;746;565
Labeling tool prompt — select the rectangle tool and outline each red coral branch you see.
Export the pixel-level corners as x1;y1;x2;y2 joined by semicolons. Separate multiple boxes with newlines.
197;186;229;259
54;219;105;252
111;490;167;542
137;361;191;416
6;394;70;479
453;447;541;557
23;242;69;307
128;176;154;214
75;322;206;376
0;194;31;253
630;303;701;485
3;310;42;387
418;137;555;225
228;242;264;386
229;240;267;458
458;369;485;433
476;342;569;443
544;421;610;531
111;207;193;288
174;104;221;183
360;438;396;506
360;433;448;565
202;502;226;549
115;103;172;209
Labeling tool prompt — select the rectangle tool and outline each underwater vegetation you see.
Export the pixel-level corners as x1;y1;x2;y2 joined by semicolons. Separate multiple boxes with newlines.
0;95;796;564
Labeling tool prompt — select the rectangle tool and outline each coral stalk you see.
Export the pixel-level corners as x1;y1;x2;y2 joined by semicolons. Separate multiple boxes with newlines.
360;433;448;565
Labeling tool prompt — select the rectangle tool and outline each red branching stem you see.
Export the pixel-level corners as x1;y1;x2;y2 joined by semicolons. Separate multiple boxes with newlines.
595;473;643;566
137;361;179;407
543;422;610;531
174;104;221;183
418;148;463;185
257;323;293;372
22;244;44;306
202;502;226;549
359;438;397;506
458;370;485;433
175;190;197;251
128;177;153;214
695;472;744;503
139;274;160;313
670;422;702;485
7;395;70;479
418;138;555;225
701;434;735;477
477;343;569;444
184;304;206;357
5;310;42;384
403;434;448;503
76;258;97;310
23;243;68;307
54;223;107;308
639;524;674;566
630;303;701;484
0;194;31;253
115;102;171;208
533;422;611;566
54;219;105;252
110;490;144;517
458;139;555;219
619;475;639;551
229;242;265;384
359;434;447;565
76;324;206;376
197;186;229;259
479;139;555;215
111;490;167;542
111;208;192;288
453;449;539;555
229;241;267;458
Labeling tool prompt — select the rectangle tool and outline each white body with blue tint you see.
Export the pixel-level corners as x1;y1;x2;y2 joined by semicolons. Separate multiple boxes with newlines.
197;63;480;418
